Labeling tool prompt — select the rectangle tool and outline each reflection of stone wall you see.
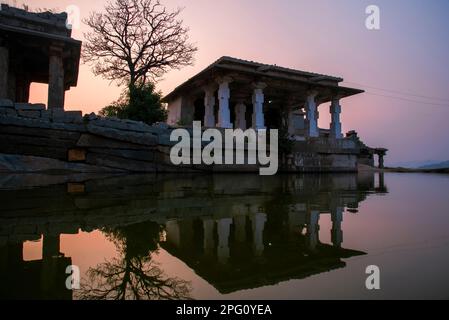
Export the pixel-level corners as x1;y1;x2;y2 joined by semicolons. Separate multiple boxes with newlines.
0;173;385;297
0;173;383;246
0;240;72;300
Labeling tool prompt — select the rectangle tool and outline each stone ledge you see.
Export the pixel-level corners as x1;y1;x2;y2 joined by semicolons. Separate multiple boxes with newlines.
0;107;17;117
86;124;158;146
0;153;125;173
18;110;41;119
76;134;148;150
0;99;14;108
14;103;46;111
0;114;87;132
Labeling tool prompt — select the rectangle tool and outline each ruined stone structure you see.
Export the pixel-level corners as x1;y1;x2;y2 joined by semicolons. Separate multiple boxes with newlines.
164;57;388;171
0;5;180;173
164;57;361;136
346;130;388;169
0;4;81;109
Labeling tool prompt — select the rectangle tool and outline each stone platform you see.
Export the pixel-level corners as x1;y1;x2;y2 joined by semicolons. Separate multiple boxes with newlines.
0;99;361;173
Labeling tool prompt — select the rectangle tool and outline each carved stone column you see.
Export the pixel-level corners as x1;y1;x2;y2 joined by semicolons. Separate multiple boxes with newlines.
48;44;65;109
204;86;216;127
252;83;267;130
330;98;343;139
216;77;233;128
305;91;319;137
235;102;247;130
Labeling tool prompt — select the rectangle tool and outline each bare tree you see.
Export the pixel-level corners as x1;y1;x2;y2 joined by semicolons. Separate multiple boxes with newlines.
77;223;192;300
83;0;197;87
78;255;192;300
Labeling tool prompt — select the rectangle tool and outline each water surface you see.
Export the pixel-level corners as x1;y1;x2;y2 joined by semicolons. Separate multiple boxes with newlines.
1;172;448;300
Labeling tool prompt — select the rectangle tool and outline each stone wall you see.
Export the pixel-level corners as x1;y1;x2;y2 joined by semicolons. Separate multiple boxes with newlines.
0;99;362;173
0;173;374;245
0;99;181;173
281;138;359;172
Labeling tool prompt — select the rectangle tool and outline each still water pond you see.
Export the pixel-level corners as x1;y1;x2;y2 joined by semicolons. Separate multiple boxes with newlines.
1;172;449;300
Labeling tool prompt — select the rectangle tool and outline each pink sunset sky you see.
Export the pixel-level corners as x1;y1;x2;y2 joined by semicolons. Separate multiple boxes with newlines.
7;0;449;166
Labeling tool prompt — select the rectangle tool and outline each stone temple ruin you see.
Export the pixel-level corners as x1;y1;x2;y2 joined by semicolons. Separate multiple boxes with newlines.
0;4;80;109
0;4;177;173
0;4;386;173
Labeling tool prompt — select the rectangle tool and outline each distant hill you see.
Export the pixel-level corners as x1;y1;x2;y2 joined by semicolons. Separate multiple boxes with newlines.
419;161;449;170
389;160;441;168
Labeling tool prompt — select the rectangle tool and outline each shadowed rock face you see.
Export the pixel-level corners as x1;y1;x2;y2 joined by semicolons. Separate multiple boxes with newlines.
0;172;386;299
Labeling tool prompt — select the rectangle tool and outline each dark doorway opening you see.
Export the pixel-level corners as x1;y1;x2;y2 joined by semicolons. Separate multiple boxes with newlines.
193;98;205;125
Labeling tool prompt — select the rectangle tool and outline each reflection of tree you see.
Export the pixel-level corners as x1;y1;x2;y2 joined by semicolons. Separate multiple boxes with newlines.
78;222;192;300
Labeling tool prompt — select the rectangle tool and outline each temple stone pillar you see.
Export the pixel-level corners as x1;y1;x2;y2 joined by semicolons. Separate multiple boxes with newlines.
234;215;247;243
7;71;16;101
217;218;232;263
252;83;266;130
166;220;181;248
379;154;385;169
331;207;344;248
288;108;296;136
307;210;320;250
376;148;387;169
0;45;9;99
16;78;31;103
251;212;267;256
43;234;60;259
204;87;216;127
330;98;343;139
305;91;319;137
7;242;23;265
48;45;65;109
217;77;233;128
203;219;215;256
235;103;247;130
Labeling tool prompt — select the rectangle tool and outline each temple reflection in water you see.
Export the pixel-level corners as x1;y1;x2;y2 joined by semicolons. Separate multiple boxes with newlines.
0;172;387;299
